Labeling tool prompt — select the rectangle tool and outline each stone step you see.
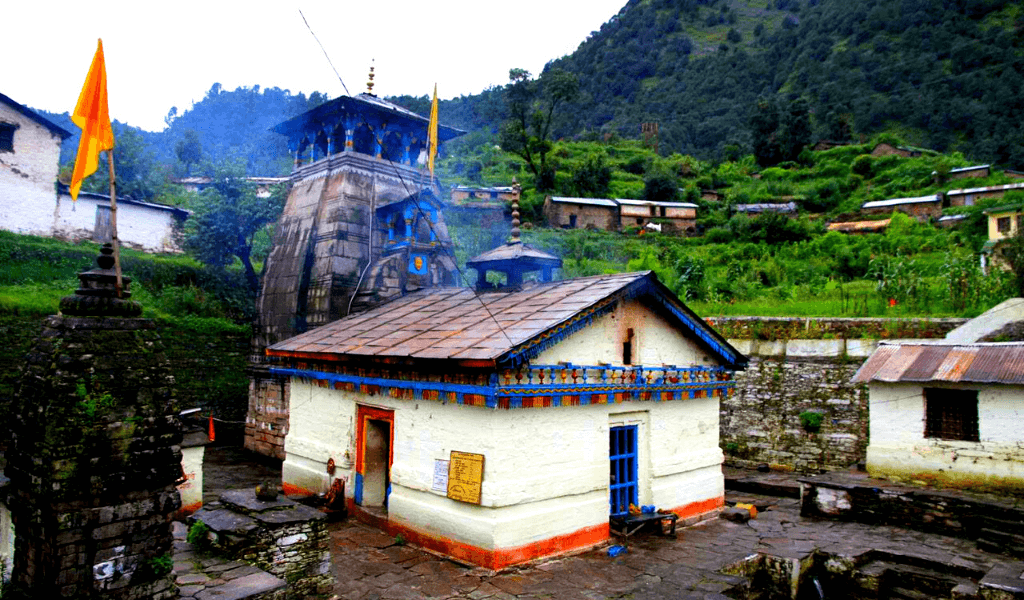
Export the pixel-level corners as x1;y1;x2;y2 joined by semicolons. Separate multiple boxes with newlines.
888;586;938;600
723;474;801;499
975;514;1024;538
853;560;974;599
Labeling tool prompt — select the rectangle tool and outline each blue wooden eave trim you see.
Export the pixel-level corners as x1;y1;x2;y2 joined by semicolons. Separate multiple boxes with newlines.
270;365;735;410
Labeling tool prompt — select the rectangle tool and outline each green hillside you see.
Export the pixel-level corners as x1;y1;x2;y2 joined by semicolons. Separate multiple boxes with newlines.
441;134;1016;319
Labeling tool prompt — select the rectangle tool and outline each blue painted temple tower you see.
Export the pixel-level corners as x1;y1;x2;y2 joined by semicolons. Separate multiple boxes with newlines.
247;74;464;457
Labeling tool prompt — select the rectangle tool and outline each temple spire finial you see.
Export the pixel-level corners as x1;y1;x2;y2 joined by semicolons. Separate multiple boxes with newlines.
367;60;376;96
509;197;521;244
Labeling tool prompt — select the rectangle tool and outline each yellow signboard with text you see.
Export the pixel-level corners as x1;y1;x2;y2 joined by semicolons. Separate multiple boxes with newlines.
446;451;484;504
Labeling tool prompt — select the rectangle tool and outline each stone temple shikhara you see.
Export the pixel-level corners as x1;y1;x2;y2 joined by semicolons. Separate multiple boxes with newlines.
246;76;465;459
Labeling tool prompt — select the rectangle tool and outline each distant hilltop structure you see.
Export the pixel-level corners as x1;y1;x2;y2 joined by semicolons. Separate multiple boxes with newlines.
246;84;465;459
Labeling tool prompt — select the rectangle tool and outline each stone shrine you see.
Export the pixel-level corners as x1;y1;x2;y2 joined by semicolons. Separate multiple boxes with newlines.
6;245;181;598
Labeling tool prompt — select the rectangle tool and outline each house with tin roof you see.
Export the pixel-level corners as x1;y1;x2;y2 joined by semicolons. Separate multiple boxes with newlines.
861;194;942;222
946;182;1024;207
1;92;188;252
542;196;698;235
853;301;1024;491
267;232;745;569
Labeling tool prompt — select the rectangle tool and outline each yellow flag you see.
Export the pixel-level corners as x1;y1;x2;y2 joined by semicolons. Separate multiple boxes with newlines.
70;39;115;200
428;84;438;178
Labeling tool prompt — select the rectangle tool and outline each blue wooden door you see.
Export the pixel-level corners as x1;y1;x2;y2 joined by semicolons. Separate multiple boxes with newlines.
609;425;638;517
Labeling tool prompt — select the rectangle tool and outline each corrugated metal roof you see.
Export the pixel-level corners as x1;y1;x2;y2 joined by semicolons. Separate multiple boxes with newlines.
616;199;698;208
549;196;618;208
852;343;1024;384
950;182;1024;196
734;202;797;213
862;194;941;209
827;219;890;233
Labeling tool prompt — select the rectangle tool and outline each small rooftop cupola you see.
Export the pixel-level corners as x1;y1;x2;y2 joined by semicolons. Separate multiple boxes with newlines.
466;196;561;291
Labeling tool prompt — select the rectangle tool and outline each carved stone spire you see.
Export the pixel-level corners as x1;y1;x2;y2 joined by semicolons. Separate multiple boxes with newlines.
59;243;142;317
366;61;376;96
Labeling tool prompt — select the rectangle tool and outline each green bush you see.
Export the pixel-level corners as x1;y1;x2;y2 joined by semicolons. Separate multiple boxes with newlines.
799;411;823;433
851;155;873;177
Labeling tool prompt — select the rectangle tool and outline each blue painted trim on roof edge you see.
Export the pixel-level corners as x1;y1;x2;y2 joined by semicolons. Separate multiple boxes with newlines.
269;366;733;410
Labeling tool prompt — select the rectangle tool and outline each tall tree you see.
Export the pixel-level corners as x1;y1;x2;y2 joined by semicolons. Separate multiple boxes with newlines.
750;98;782;168
499;68;579;192
182;165;286;293
175;129;203;175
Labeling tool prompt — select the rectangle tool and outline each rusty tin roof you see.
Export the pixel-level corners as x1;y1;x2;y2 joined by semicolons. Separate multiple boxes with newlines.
268;271;745;369
852;342;1024;385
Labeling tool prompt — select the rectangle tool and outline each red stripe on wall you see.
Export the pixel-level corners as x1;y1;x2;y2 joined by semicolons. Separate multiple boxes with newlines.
351;505;609;571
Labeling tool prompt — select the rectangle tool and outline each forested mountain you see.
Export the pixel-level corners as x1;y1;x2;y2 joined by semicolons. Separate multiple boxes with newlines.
540;0;1024;165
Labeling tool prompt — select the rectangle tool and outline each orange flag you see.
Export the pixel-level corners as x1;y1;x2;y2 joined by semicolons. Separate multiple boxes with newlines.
70;39;115;200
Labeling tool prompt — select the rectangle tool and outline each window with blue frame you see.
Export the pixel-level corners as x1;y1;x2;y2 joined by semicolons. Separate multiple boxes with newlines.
609;425;638;517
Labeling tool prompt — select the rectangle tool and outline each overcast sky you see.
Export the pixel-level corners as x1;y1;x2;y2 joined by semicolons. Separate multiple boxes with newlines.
5;0;626;132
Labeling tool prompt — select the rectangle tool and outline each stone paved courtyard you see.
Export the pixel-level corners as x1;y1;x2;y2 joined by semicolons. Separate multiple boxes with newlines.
324;494;1021;599
193;446;1024;599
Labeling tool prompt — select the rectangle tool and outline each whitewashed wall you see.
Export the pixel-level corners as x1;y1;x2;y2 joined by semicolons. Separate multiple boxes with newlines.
534;299;719;367
52;194;183;253
867;382;1024;486
0;103;64;236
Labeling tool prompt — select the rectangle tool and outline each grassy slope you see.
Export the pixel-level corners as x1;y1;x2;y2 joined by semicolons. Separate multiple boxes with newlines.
441;135;1014;319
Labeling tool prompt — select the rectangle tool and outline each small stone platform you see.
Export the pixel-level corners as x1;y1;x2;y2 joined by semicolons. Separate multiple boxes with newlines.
189;489;332;597
172;521;286;600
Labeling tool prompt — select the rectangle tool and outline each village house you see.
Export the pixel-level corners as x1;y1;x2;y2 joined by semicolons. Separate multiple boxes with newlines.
939;164;990;181
854;309;1024;491
173;175;288;198
0;92;188;252
266;237;746;568
543;196;619;231
542;195;698;235
946;182;1024;207
980;202;1024;272
449;185;520;207
870;143;934;158
861;194;942;222
700;189;724;202
53;185;189;253
733;202;798;217
0;92;71;233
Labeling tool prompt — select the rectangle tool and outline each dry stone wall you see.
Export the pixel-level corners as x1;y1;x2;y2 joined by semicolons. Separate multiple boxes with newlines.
717;317;966;474
722;349;868;472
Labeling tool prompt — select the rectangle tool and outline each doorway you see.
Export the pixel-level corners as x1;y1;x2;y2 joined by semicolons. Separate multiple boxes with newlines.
609;425;638;517
356;406;394;510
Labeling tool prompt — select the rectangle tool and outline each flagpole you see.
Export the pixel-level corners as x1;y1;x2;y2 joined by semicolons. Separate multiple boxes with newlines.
107;151;123;297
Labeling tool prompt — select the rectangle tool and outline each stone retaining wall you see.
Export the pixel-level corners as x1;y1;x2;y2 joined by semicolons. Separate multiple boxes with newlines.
722;337;924;473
